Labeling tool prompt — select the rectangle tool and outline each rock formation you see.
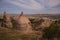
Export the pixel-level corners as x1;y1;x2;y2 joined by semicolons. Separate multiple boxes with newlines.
15;12;32;32
41;18;52;27
2;12;13;28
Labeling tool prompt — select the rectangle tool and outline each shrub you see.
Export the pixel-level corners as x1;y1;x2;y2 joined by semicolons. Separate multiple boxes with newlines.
43;20;60;40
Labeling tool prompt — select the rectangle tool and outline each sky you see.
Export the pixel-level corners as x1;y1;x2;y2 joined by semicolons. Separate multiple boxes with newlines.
0;0;60;14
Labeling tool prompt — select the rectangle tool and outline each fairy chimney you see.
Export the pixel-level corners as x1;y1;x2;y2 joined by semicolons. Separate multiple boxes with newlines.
2;12;13;28
15;12;32;32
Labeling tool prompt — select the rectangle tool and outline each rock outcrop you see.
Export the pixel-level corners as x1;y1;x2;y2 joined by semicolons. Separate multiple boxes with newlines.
15;12;32;32
2;12;13;28
41;18;52;27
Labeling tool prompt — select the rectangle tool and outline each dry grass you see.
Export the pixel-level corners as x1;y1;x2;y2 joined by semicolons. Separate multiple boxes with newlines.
0;27;42;40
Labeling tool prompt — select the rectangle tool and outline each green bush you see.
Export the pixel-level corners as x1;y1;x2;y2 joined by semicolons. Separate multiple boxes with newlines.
43;20;60;40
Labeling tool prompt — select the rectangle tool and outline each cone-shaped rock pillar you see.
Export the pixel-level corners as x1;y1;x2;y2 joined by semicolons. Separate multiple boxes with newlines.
15;12;32;32
2;12;13;28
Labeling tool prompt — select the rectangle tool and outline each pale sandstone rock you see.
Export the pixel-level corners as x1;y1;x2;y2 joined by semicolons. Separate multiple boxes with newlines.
2;12;13;28
15;12;32;32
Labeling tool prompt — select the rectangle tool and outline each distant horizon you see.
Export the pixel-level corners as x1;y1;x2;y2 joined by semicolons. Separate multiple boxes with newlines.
0;12;60;15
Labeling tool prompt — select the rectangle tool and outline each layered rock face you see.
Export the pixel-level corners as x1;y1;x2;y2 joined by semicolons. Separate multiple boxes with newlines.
2;12;13;28
15;12;32;32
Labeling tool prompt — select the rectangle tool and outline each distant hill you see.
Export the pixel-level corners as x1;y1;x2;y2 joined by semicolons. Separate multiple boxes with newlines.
25;14;60;19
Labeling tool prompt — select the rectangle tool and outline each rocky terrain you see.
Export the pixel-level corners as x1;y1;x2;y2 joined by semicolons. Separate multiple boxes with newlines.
0;12;60;40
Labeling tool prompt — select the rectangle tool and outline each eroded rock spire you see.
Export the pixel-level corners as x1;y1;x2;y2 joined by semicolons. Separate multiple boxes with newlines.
2;11;13;28
15;11;32;32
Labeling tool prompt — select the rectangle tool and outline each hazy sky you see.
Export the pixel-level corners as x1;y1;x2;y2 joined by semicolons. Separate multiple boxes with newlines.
0;0;60;14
